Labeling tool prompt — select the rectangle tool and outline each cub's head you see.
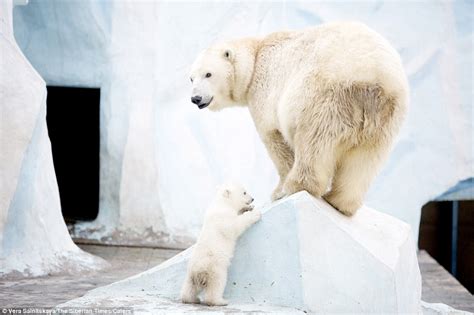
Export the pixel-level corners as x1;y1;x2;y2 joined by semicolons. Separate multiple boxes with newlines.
218;182;254;211
189;44;235;111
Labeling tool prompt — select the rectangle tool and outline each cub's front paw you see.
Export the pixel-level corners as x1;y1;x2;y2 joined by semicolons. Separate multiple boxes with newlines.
244;204;254;211
181;296;200;304
239;204;254;215
205;298;228;306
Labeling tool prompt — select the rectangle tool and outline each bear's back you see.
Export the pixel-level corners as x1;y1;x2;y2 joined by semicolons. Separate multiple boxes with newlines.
255;22;407;99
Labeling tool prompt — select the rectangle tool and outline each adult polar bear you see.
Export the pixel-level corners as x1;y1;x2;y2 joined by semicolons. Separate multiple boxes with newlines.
190;22;408;216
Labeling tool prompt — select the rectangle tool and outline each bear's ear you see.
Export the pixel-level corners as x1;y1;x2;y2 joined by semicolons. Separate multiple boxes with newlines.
223;49;234;62
223;189;231;198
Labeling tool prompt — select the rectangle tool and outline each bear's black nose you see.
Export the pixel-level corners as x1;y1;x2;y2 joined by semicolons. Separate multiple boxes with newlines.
191;96;202;105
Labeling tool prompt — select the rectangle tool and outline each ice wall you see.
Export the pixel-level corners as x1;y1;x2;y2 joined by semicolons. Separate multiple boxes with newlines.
13;1;473;245
0;0;106;278
13;0;175;247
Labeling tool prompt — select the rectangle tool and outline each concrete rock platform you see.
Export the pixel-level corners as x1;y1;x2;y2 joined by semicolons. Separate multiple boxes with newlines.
2;249;472;313
59;192;424;313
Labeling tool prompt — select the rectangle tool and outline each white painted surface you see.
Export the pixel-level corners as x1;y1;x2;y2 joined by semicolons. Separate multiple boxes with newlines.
0;0;106;278
60;192;422;313
12;1;473;245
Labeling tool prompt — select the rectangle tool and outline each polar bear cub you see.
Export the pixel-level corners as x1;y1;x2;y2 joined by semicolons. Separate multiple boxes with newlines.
181;182;261;306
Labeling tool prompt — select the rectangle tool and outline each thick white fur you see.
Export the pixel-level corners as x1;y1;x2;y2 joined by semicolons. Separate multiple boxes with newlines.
180;183;261;306
190;22;408;216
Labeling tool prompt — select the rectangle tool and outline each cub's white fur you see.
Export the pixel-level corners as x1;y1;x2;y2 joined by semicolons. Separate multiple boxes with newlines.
190;22;408;216
180;183;261;306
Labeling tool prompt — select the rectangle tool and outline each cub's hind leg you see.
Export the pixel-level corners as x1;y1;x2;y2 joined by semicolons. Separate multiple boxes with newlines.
203;268;229;306
180;274;200;304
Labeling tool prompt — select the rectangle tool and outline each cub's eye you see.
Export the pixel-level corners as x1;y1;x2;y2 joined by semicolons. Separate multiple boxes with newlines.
205;73;212;78
190;77;193;83
244;192;247;195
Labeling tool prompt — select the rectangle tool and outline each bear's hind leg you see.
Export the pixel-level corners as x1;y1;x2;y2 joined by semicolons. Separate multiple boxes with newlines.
283;129;337;199
324;144;388;216
277;75;345;200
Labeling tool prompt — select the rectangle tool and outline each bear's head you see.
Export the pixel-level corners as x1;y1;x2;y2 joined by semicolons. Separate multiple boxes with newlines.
189;40;256;111
218;182;254;212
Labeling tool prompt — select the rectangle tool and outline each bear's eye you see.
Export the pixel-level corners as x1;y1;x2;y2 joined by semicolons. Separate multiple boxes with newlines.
244;192;247;195
190;77;193;83
205;73;212;78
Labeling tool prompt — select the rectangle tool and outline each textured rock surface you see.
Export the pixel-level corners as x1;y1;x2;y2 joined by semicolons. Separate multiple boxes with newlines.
0;0;106;278
60;192;421;313
12;1;473;246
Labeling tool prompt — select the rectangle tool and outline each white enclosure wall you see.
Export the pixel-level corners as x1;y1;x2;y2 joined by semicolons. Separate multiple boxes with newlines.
0;0;105;277
13;1;473;246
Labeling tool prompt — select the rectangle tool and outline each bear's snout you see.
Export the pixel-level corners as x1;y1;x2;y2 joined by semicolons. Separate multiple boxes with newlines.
191;95;202;105
192;96;213;109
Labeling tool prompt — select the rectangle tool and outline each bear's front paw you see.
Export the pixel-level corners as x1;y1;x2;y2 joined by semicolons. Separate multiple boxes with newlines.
282;175;307;197
271;182;286;201
271;188;287;201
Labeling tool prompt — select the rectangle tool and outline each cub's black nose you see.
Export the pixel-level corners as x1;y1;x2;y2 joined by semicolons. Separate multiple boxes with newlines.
251;198;254;202
191;96;202;105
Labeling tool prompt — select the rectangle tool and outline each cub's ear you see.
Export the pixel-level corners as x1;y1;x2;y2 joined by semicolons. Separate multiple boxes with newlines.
223;189;231;198
223;49;234;62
